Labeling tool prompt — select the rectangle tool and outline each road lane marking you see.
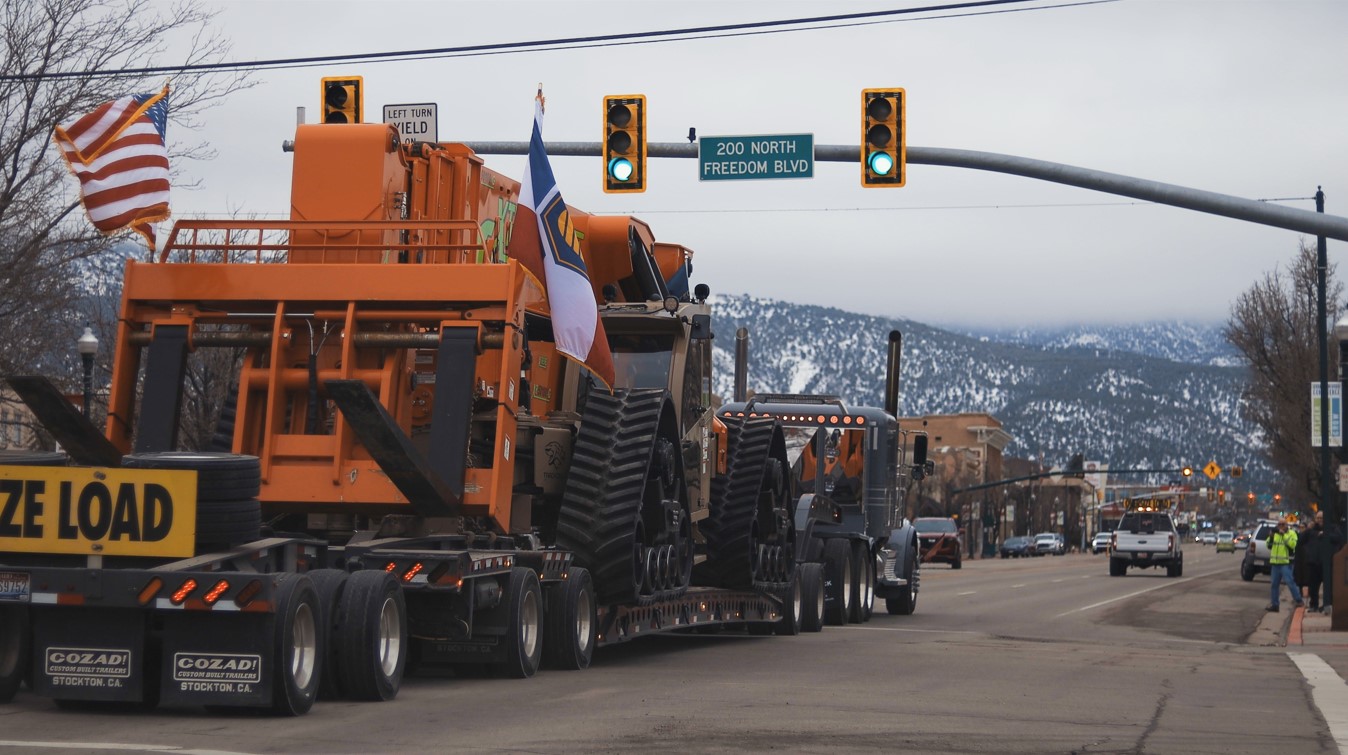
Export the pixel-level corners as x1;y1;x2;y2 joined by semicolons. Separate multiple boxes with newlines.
1051;578;1066;583
1287;653;1348;752
1052;566;1230;618
1012;584;1026;588
853;626;983;634
957;591;977;596
0;743;258;755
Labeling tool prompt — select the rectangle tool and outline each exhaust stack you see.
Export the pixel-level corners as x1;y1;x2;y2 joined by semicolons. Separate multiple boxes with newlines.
884;330;902;416
733;327;749;402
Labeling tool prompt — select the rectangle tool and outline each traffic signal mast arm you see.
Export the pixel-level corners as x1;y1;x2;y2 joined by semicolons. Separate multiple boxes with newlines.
461;141;1348;242
950;467;1192;495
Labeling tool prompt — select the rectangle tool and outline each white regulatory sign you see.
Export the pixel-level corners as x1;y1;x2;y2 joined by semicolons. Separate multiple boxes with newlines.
382;103;438;143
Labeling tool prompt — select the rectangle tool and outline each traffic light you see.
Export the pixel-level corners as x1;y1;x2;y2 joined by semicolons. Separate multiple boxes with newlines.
603;94;646;193
861;88;905;187
1181;466;1193;478
1066;453;1085;479
321;77;363;124
1231;465;1243;478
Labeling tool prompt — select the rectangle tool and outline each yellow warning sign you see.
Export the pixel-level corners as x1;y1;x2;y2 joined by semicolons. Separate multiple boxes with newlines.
1203;461;1221;480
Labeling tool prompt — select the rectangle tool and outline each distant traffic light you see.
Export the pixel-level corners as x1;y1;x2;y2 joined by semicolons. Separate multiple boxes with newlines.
321;76;363;124
603;94;646;193
1066;453;1085;479
1231;465;1243;478
861;88;905;187
1181;466;1193;477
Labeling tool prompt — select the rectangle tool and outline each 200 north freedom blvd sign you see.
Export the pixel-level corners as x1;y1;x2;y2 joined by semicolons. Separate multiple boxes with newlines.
698;134;814;181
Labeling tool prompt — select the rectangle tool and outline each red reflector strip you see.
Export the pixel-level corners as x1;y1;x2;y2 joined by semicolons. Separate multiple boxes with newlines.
171;579;198;605
56;593;85;606
203;579;230;605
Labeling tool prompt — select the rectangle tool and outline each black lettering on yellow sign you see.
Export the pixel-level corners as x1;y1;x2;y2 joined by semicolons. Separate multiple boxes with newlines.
0;477;176;543
0;466;195;557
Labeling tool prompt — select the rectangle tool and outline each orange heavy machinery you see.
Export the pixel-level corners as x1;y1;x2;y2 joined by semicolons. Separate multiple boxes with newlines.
0;118;806;715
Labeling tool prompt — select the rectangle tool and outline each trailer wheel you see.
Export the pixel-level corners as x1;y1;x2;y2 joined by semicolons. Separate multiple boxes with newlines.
774;571;803;636
822;539;852;626
498;568;543;679
798;562;825;632
270;574;321;716
0;605;29;703
335;571;406;701
306;569;350;700
543;567;596;671
1109;559;1127;577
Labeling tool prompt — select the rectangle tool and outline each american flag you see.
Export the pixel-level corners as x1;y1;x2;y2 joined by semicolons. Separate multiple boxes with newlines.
53;86;170;249
509;91;615;388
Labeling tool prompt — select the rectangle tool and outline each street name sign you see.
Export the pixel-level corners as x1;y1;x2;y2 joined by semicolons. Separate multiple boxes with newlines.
698;134;814;181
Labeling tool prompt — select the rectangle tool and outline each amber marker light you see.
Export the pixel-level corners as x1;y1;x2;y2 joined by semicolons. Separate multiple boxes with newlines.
138;577;164;605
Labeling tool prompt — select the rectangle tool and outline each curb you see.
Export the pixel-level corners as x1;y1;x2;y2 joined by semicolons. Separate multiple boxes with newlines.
1289;605;1305;645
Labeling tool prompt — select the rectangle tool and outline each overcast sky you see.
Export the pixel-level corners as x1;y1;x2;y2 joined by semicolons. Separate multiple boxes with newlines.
157;0;1348;328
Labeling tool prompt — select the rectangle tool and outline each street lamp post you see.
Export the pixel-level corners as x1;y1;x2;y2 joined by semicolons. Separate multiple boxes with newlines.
1335;316;1348;532
77;324;98;418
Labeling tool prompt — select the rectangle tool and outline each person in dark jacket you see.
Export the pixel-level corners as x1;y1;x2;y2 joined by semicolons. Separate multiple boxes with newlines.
1312;511;1346;614
1301;514;1324;611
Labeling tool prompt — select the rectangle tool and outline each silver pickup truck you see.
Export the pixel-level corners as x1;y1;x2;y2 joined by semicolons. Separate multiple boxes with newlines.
1240;519;1281;581
1109;510;1183;577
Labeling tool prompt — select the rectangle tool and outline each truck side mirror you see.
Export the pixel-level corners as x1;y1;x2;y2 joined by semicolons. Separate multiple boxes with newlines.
912;434;928;466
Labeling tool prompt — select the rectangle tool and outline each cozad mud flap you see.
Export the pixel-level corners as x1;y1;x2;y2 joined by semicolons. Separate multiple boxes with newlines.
31;607;147;703
158;611;275;707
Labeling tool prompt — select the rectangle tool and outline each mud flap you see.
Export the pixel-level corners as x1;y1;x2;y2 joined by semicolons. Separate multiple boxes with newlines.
31;607;146;702
159;612;273;707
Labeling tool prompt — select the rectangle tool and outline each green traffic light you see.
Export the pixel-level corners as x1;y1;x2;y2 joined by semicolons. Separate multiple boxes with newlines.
867;151;895;176
608;157;635;182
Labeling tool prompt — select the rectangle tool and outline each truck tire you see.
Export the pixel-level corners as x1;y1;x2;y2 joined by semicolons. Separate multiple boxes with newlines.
822;539;852;626
0;605;28;703
306;569;350;700
334;571;406;701
1241;561;1255;582
848;540;872;623
121;452;262;548
952;553;962;569
0;450;67;466
885;542;919;616
1109;559;1127;577
498;568;543;679
270;574;321;716
543;567;596;671
798;562;825;632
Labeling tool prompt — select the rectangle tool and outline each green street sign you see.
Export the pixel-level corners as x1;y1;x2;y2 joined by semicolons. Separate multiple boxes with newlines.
698;134;814;181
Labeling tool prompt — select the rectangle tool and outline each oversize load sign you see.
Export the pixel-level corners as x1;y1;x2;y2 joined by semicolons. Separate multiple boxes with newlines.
0;466;197;557
698;134;814;181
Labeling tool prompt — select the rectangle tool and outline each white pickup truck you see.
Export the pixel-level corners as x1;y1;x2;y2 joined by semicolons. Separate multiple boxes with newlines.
1109;509;1183;577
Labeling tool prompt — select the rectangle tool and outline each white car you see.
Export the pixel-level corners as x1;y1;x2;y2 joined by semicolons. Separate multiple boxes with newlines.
1199;532;1217;545
1091;531;1112;554
1033;532;1066;556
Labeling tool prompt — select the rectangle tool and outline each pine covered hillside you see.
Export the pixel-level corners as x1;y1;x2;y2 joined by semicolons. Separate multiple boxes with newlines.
709;294;1265;487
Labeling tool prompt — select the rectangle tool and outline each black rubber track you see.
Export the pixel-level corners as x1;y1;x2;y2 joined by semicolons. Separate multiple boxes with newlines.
555;388;666;605
695;416;775;589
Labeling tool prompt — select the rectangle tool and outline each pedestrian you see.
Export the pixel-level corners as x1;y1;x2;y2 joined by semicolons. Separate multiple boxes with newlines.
1294;520;1313;600
1301;515;1324;611
1266;518;1304;613
1313;511;1346;614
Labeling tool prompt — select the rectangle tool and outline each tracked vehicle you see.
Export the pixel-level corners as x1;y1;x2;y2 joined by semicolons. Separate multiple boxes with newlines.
0;113;800;715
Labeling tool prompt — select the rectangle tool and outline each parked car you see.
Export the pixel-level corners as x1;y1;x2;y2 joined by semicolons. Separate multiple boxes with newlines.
1033;532;1066;556
999;535;1034;559
1199;531;1217;545
1091;531;1112;554
1241;519;1281;581
915;517;963;569
1215;530;1236;553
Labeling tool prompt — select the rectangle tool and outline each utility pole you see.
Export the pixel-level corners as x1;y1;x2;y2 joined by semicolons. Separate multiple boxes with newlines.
1317;187;1335;526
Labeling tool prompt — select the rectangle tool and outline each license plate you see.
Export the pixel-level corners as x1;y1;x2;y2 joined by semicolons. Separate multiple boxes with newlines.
0;570;30;602
1139;553;1150;559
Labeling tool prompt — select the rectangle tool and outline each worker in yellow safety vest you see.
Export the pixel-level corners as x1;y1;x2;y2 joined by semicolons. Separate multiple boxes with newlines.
1265;518;1305;613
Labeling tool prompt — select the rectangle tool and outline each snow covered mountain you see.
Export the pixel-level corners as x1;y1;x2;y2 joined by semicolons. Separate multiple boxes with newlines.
709;293;1263;488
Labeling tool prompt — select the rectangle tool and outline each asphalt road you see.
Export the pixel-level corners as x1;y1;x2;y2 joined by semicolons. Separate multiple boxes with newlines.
2;546;1344;754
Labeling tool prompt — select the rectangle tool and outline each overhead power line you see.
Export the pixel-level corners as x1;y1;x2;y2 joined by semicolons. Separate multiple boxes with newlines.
1;0;1118;82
